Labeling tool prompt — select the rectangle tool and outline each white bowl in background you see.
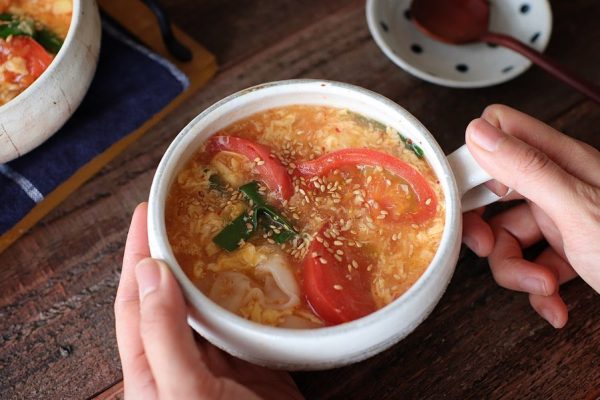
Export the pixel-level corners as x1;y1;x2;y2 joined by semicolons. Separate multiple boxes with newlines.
0;0;101;163
366;0;552;88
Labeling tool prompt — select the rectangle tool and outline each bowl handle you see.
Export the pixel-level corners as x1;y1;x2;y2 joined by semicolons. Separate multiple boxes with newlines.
447;145;508;212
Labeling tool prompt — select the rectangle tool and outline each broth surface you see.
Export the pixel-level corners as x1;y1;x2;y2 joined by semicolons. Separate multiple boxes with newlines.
166;105;445;328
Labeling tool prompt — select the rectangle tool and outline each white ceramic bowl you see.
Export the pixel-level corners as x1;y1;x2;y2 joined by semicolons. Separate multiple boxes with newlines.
148;80;502;370
366;0;552;88
0;0;101;163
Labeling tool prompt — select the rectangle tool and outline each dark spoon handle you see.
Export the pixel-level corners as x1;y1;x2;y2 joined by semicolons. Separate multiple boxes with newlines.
482;32;600;104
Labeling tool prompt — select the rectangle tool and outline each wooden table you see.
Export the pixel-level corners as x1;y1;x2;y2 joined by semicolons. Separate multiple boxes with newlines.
1;1;599;398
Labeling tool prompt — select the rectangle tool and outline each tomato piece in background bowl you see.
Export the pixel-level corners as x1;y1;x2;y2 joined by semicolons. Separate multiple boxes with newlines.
0;36;53;89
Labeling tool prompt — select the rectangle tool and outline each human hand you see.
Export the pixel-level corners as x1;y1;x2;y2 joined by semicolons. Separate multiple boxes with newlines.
114;203;304;400
461;105;600;328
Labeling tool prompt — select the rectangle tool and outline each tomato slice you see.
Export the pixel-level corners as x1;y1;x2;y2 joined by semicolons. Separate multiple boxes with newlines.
0;36;53;87
296;148;437;224
206;136;294;201
303;225;376;325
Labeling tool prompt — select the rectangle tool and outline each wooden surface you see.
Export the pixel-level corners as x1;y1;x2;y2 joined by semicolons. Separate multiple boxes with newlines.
1;0;599;399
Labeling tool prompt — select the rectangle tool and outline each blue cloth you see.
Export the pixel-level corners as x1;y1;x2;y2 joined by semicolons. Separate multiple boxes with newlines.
0;17;188;235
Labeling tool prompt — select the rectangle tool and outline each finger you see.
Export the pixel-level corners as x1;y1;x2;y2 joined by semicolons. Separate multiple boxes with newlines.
481;104;600;185
528;247;577;329
462;211;494;257
115;203;156;398
529;292;568;329
484;180;510;197
489;203;543;248
466;118;579;221
535;246;577;285
136;258;221;399
488;229;558;296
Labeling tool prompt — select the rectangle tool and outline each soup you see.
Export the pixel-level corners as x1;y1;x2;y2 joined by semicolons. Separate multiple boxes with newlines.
0;0;72;105
166;105;445;328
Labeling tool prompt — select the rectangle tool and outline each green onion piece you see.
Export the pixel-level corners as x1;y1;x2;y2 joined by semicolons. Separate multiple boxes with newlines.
0;13;35;39
212;210;258;252
411;143;424;158
398;133;424;159
34;28;63;54
212;181;298;251
239;182;297;241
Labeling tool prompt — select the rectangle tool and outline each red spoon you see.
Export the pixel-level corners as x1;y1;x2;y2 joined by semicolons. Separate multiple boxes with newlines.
410;0;600;103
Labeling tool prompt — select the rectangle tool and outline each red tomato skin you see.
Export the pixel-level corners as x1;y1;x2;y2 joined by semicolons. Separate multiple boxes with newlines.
206;136;294;201
0;36;53;86
296;148;437;223
303;226;376;325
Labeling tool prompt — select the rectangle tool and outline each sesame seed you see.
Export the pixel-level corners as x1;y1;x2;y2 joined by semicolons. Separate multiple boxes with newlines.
334;255;343;262
319;257;328;264
333;284;343;290
351;260;359;268
425;198;432;205
333;240;343;246
336;249;344;255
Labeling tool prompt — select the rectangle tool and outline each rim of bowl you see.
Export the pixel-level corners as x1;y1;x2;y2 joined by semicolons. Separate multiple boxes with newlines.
149;79;461;339
365;0;553;88
0;0;83;111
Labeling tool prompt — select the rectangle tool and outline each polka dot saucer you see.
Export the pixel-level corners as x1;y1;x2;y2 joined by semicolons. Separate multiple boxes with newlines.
366;0;552;88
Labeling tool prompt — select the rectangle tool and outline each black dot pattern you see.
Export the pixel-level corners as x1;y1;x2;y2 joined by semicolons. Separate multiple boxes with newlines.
456;64;469;73
530;32;541;43
404;9;411;20
410;44;423;54
380;21;389;32
520;4;530;14
502;66;514;73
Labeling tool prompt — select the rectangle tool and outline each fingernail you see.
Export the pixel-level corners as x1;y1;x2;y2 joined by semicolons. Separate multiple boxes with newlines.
136;258;162;300
468;119;504;152
522;277;547;295
539;307;560;329
463;236;479;255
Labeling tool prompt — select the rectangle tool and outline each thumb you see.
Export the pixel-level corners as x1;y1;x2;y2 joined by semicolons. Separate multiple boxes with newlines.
135;258;221;399
466;118;578;222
